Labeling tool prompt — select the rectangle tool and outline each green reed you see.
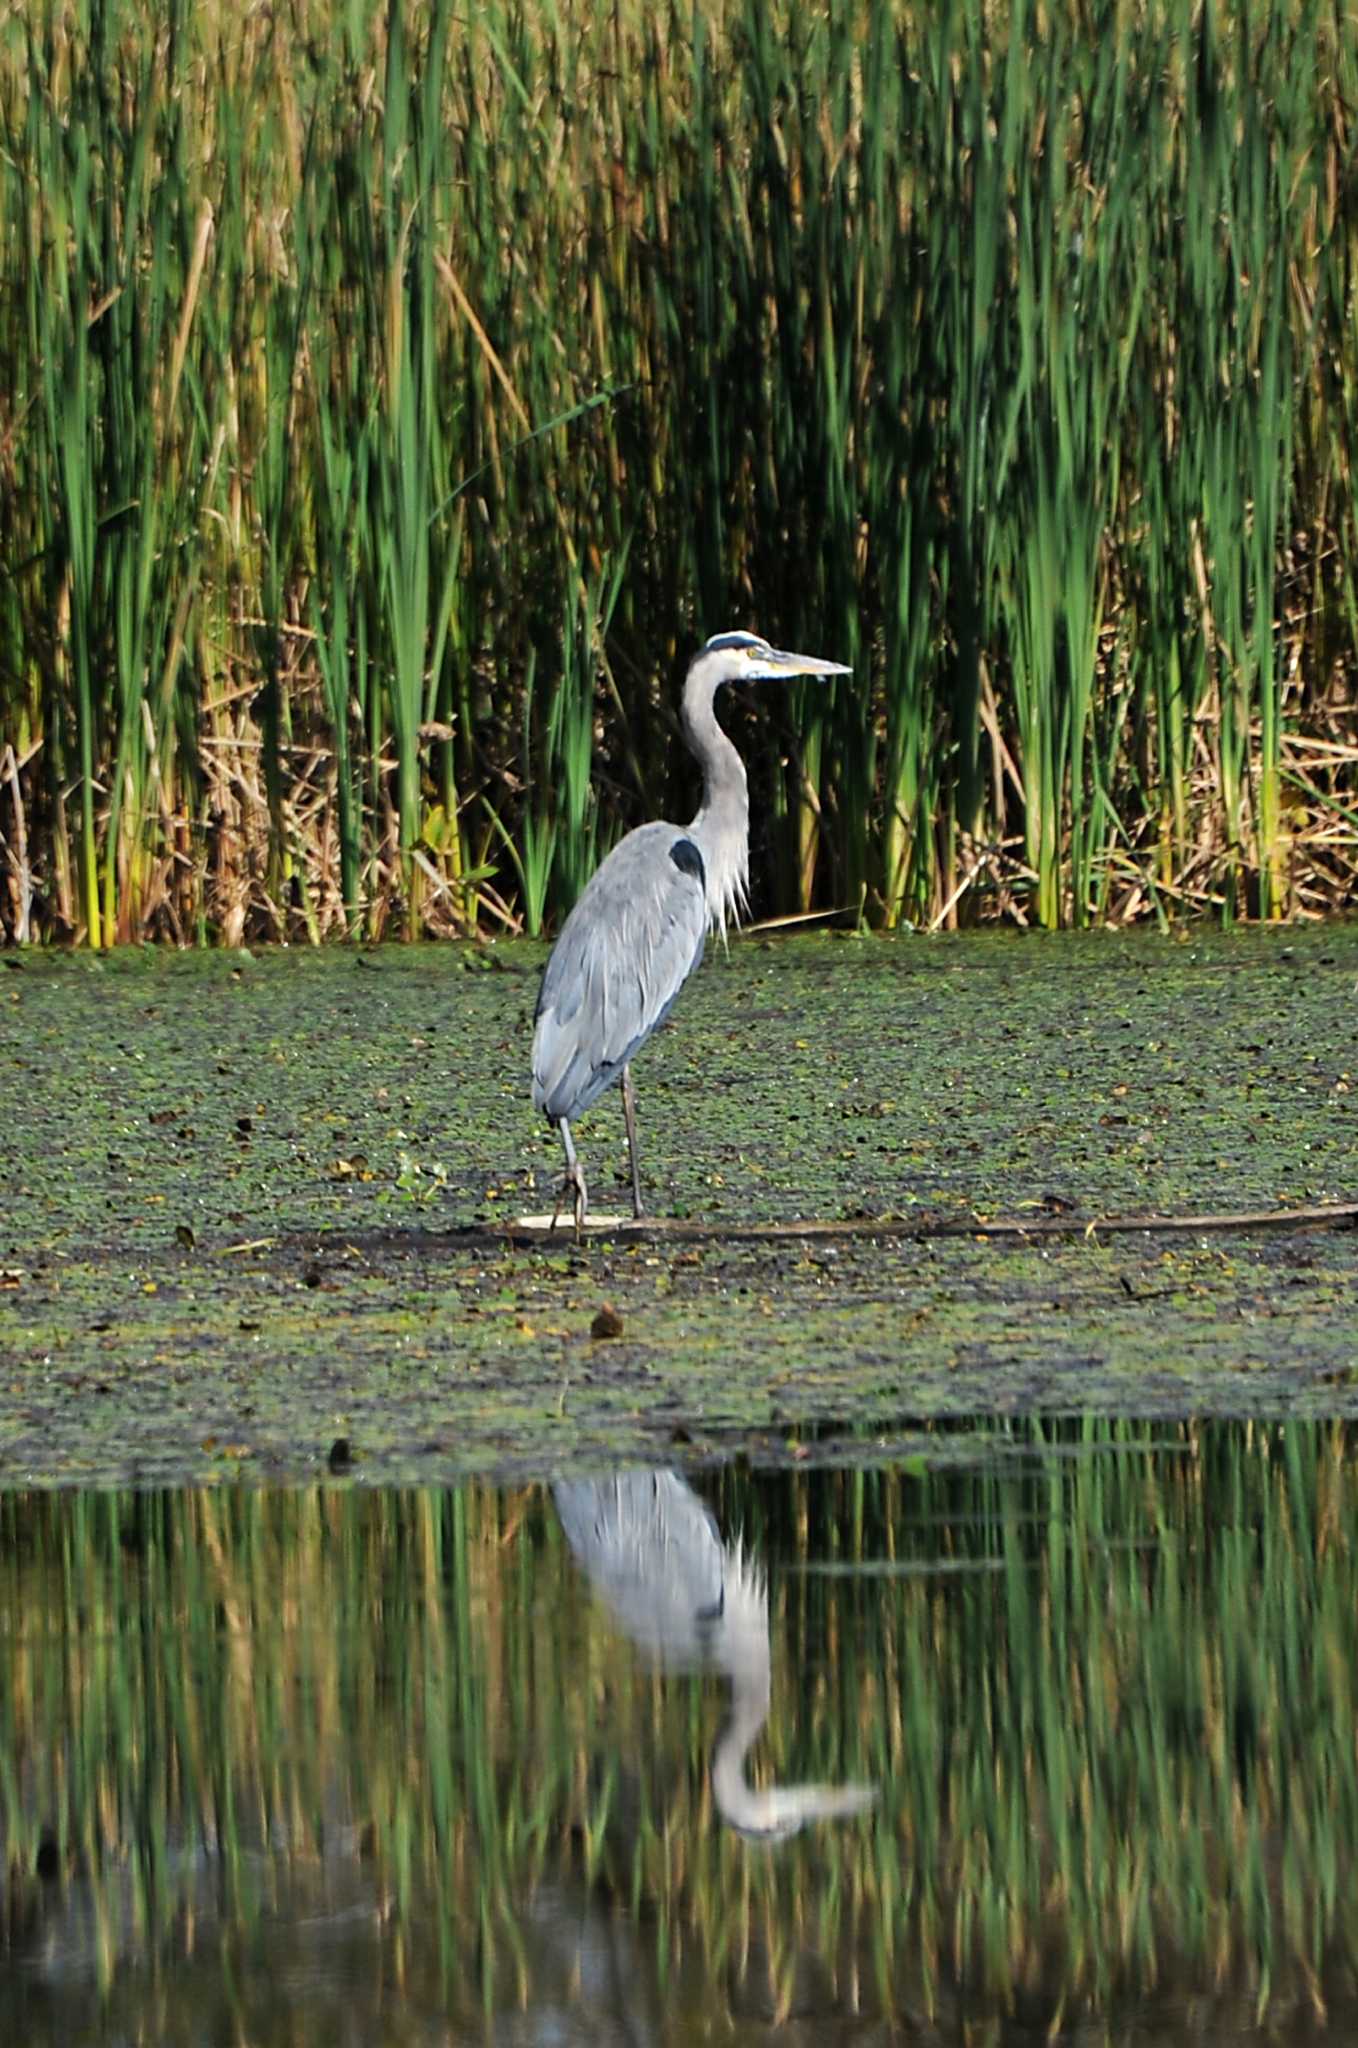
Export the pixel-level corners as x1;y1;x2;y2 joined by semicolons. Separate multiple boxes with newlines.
0;0;1355;946
5;1424;1358;2029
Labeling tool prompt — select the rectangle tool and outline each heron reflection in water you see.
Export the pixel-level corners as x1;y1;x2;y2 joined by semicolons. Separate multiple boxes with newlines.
552;1469;875;1841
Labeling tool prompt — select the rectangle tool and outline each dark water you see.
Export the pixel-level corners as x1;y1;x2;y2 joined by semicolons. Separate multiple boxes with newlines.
4;1421;1358;2043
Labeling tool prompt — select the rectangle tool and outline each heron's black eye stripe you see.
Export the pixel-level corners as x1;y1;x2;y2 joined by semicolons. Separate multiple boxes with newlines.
670;837;705;885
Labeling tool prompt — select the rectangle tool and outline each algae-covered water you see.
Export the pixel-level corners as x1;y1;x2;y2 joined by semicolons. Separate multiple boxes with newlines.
2;927;1357;1482
4;1424;1358;2044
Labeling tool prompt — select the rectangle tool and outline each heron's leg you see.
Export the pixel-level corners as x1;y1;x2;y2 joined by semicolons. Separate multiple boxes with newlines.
554;1118;588;1237
620;1065;644;1218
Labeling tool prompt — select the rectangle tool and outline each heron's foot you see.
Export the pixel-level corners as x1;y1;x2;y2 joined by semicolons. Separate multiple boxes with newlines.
549;1160;589;1238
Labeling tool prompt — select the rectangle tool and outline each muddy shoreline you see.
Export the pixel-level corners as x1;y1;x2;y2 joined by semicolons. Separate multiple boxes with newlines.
4;925;1356;1484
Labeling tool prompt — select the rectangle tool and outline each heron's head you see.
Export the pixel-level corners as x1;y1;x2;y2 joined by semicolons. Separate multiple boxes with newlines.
695;630;852;688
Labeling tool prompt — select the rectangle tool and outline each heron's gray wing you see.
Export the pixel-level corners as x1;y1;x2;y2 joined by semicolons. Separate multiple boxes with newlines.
553;1470;724;1666
532;822;707;1123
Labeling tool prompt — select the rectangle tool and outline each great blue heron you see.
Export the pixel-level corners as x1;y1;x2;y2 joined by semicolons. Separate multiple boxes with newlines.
532;631;852;1229
553;1469;876;1841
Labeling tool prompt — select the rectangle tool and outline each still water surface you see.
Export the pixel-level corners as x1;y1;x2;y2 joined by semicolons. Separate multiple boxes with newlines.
3;1422;1357;2043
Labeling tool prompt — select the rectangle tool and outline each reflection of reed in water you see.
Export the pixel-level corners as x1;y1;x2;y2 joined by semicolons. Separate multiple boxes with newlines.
9;1426;1358;2035
553;1469;875;1839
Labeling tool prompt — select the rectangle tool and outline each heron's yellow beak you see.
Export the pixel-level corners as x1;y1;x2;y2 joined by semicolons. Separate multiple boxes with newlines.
748;645;853;682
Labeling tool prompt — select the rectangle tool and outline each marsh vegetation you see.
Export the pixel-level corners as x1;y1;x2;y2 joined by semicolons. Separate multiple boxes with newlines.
2;0;1357;946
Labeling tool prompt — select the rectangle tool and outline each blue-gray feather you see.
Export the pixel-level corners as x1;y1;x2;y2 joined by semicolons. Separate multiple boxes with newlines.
552;1470;725;1661
532;822;708;1124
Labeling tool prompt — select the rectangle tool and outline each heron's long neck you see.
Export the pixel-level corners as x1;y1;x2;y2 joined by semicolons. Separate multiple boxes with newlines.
710;1680;771;1832
683;675;749;935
